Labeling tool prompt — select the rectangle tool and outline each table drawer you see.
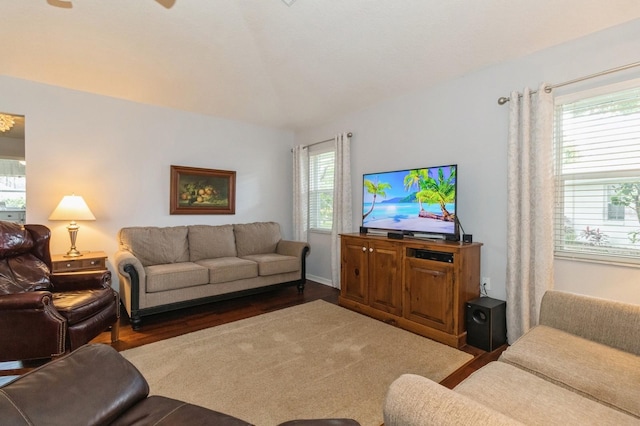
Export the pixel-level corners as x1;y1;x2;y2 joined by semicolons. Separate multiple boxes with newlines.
51;254;107;273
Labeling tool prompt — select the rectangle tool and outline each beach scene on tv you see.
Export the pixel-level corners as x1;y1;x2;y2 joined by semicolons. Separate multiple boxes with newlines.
362;165;456;235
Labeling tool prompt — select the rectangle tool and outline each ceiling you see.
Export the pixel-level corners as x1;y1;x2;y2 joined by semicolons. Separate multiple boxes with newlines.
2;1;640;131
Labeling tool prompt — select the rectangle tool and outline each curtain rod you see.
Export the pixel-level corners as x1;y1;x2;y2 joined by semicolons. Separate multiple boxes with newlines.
291;132;353;152
497;61;640;105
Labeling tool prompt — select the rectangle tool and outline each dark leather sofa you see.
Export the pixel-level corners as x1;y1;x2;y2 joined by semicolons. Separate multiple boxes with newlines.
0;344;360;426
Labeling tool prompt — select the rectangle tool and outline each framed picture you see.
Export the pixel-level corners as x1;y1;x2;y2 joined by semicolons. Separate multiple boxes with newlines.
170;165;236;214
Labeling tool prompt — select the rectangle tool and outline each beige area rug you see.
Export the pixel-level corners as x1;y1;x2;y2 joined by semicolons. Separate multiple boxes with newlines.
121;300;472;426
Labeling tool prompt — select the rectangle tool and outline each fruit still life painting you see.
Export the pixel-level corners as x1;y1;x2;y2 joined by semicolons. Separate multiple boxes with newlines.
170;165;236;215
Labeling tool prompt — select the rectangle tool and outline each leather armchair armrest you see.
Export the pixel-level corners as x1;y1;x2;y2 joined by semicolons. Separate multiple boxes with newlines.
51;270;112;291
0;291;54;310
0;292;66;361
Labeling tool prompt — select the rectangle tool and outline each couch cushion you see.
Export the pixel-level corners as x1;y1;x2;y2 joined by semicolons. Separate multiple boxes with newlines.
188;224;237;261
500;325;640;418
234;222;281;257
0;344;150;426
455;361;638;425
241;253;299;276
119;226;189;267
195;257;258;283
145;262;209;293
111;395;252;426
539;290;640;355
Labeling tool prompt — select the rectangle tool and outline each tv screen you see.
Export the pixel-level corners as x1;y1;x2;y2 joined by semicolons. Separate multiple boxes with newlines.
362;164;457;238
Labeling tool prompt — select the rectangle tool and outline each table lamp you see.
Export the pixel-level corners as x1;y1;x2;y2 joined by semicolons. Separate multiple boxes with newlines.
48;194;96;257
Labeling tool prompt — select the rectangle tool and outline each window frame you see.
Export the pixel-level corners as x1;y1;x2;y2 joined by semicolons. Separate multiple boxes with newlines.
307;142;335;232
553;78;640;266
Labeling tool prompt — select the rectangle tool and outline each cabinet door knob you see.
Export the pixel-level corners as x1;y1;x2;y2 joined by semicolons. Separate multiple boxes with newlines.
362;246;367;252
369;247;374;252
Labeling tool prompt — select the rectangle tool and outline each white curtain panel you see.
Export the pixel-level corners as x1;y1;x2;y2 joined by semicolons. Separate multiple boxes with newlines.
506;84;554;343
330;132;352;288
292;145;309;242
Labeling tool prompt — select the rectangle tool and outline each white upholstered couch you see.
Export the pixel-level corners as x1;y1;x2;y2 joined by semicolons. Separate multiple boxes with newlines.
384;290;640;425
114;222;309;330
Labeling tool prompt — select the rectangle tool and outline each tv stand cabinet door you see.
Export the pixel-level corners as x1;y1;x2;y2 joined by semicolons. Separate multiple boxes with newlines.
403;257;455;334
368;240;403;316
340;236;369;305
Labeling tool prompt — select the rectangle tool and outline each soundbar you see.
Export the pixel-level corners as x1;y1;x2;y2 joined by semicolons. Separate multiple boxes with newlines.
413;249;454;263
388;232;404;240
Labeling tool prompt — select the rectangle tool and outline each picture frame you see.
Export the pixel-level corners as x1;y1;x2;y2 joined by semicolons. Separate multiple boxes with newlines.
170;165;236;215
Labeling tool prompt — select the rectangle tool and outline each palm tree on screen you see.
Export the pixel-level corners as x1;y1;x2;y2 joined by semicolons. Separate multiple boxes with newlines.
403;169;428;211
363;178;392;220
416;167;456;221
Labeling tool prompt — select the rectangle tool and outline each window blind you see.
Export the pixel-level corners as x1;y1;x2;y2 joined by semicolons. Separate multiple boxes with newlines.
554;82;640;264
308;142;335;231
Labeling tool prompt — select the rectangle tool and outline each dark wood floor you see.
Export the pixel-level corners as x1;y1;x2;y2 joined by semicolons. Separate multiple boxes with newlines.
1;281;506;387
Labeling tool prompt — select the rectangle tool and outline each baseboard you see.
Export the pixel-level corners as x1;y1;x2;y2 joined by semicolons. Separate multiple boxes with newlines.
306;274;334;287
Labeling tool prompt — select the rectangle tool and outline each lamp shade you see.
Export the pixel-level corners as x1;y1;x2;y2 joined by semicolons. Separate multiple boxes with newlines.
49;195;96;221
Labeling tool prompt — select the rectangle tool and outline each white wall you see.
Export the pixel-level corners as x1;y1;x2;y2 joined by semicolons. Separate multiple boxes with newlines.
296;19;640;305
0;76;294;288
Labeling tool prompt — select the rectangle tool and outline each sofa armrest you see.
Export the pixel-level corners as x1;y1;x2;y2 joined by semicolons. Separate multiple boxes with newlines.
0;344;149;426
115;250;145;279
539;290;640;355
276;240;310;258
50;270;111;291
114;250;146;319
383;374;523;426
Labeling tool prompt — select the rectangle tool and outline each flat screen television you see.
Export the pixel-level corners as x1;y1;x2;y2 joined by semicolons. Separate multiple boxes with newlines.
362;164;458;239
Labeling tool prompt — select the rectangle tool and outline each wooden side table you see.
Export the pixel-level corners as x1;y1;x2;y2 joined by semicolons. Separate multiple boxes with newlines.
51;251;108;273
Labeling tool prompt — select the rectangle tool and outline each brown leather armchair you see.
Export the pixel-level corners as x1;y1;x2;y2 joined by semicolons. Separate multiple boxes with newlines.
0;221;119;361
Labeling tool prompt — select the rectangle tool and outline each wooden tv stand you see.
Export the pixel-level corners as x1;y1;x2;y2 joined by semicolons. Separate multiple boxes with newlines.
339;233;482;348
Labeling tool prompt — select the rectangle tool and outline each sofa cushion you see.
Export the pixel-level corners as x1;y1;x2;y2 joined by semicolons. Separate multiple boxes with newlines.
119;226;189;267
188;225;237;261
241;253;299;276
539;290;640;355
0;344;150;426
234;222;281;257
111;395;252;426
195;257;258;283
499;325;640;418
145;262;209;293
455;361;638;425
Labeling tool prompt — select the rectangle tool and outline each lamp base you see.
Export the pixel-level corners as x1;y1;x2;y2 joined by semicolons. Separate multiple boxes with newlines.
63;249;84;258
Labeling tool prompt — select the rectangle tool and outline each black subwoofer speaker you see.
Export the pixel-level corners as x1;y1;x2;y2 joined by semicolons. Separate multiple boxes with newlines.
466;297;507;351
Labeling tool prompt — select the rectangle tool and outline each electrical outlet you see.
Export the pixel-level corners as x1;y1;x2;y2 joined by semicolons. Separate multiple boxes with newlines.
482;276;491;291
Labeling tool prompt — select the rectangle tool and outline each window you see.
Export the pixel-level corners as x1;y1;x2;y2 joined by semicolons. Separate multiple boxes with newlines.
554;80;640;264
0;159;26;210
606;185;626;221
308;143;335;231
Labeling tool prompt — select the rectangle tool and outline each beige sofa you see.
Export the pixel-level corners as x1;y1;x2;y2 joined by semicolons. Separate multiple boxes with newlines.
384;290;640;425
115;222;309;330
